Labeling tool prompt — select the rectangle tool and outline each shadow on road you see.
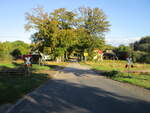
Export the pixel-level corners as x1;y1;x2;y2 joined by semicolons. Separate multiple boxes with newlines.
9;79;150;113
59;67;103;76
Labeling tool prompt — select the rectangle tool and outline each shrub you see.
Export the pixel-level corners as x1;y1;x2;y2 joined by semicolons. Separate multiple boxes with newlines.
10;49;22;59
103;70;119;77
139;53;150;63
132;51;146;62
132;51;150;64
114;45;131;60
103;70;127;78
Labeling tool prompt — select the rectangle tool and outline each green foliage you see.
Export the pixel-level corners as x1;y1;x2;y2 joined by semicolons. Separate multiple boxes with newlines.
103;70;126;78
139;53;150;63
133;36;150;52
129;36;150;64
10;49;22;59
0;41;29;62
114;45;131;60
43;47;51;55
0;42;11;57
78;7;110;35
83;61;150;89
103;44;115;50
0;63;17;68
32;64;51;70
25;6;110;61
54;48;65;57
0;42;12;62
0;73;49;104
113;75;150;89
132;51;147;62
11;40;29;55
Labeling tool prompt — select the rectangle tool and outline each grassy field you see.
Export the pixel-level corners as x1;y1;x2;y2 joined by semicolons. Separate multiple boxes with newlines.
81;60;150;89
0;63;17;68
0;73;50;105
113;73;150;89
83;60;150;72
0;61;67;105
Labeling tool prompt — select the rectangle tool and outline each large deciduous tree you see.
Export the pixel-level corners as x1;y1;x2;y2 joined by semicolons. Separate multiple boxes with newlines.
78;7;110;36
133;36;150;53
25;6;110;61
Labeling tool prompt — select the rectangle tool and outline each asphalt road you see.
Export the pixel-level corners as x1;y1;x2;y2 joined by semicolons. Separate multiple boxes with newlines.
6;63;150;113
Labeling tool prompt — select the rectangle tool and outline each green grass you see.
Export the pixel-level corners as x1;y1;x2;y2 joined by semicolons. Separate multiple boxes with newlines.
0;73;50;105
0;63;53;105
81;60;150;89
32;64;52;70
112;73;150;89
0;61;67;105
0;63;52;71
82;60;150;72
0;63;17;68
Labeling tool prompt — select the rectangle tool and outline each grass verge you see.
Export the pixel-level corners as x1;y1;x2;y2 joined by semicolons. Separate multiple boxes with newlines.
103;70;150;89
0;61;68;105
32;64;52;70
0;62;56;105
81;61;150;89
0;73;51;105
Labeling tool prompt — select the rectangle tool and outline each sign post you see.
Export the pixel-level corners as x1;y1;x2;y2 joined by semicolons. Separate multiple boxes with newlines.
24;55;32;76
126;57;132;77
98;50;103;61
84;52;88;62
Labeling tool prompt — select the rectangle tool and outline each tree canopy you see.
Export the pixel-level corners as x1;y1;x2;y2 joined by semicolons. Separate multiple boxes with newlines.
133;36;150;53
0;41;30;61
25;6;110;61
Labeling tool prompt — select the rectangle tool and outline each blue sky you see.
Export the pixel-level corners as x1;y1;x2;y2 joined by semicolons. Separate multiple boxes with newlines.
0;0;149;46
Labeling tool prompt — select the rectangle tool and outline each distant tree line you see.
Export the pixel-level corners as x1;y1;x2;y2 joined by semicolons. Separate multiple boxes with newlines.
113;36;150;63
132;36;150;63
0;41;30;62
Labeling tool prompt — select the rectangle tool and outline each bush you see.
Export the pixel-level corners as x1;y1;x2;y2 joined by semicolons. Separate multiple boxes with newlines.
114;45;131;60
103;70;127;78
103;70;120;77
133;36;150;53
132;51;146;62
139;53;150;63
132;51;150;63
10;49;22;59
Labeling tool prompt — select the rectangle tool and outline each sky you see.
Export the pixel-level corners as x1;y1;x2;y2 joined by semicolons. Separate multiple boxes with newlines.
0;0;149;46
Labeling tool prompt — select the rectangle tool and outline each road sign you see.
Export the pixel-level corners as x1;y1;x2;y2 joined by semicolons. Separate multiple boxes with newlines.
126;57;132;65
25;56;31;65
98;50;103;54
84;53;88;56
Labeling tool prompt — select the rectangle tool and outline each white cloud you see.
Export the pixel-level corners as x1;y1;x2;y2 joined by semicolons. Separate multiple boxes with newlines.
105;37;141;46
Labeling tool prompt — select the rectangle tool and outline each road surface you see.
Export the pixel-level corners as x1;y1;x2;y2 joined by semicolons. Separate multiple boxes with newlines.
6;63;150;113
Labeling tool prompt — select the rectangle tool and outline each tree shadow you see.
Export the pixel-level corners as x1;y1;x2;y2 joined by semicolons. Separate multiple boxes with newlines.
44;64;65;71
58;66;103;77
9;79;150;113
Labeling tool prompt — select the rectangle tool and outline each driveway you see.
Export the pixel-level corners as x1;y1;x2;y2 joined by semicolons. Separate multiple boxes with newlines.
5;63;150;113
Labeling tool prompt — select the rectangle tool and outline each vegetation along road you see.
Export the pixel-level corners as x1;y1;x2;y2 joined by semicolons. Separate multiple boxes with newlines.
6;63;150;113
